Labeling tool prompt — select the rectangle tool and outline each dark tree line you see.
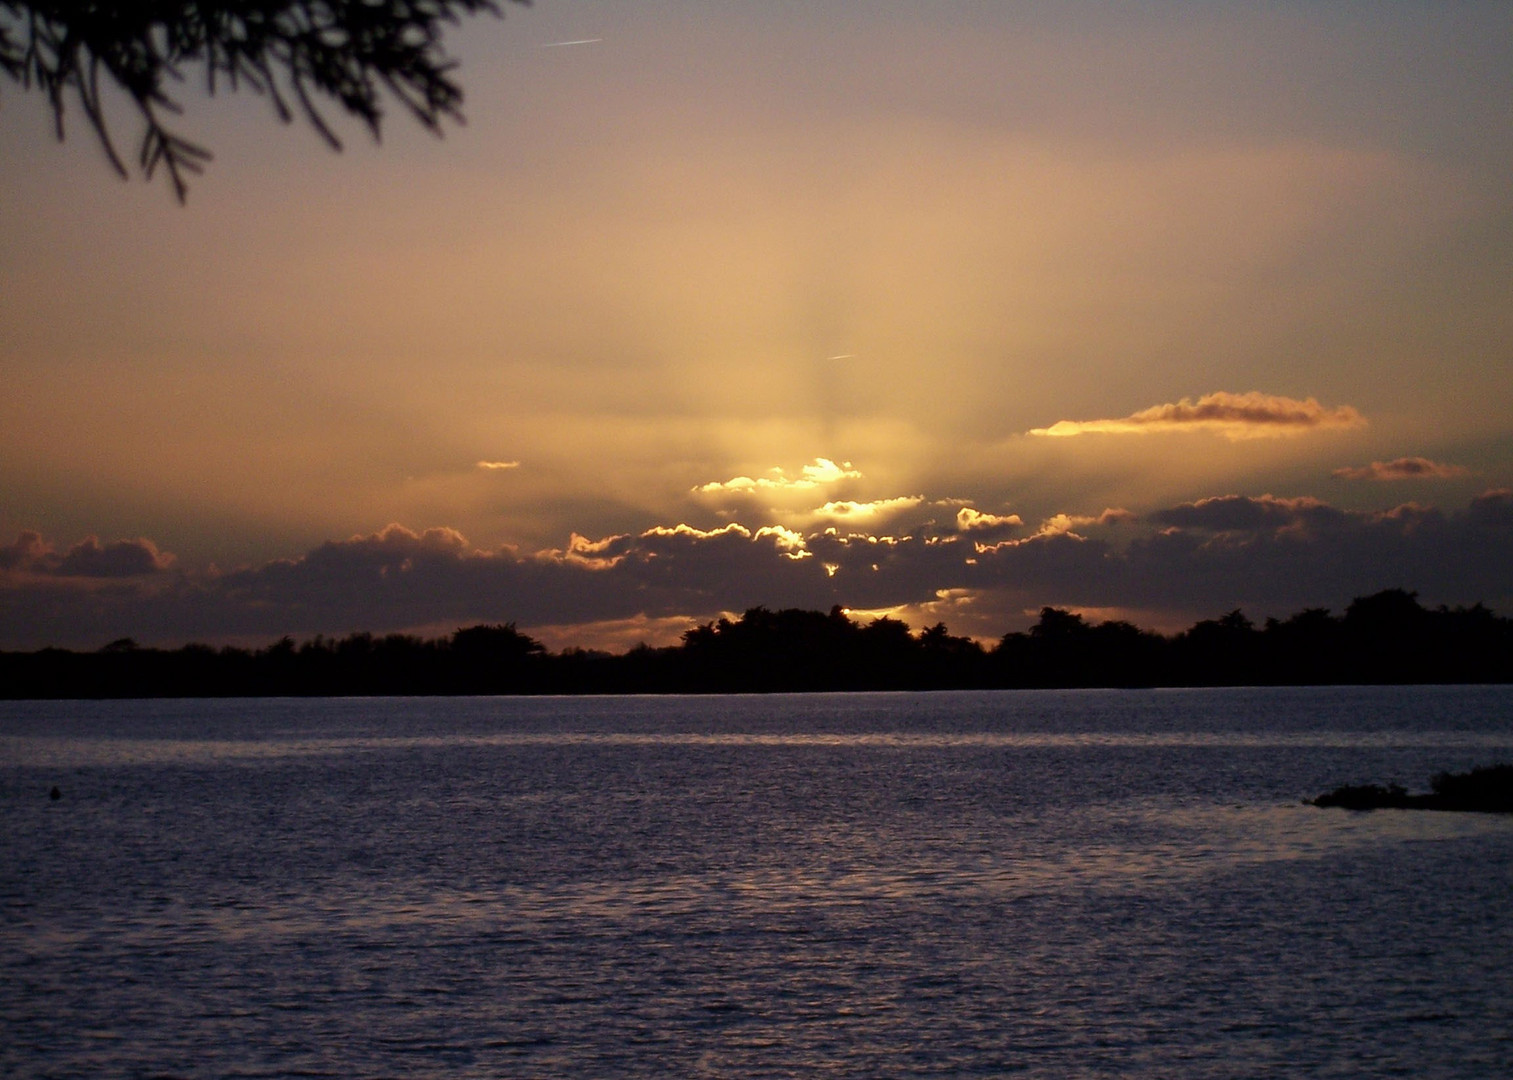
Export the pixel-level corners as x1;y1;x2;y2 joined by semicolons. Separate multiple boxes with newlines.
2;589;1510;698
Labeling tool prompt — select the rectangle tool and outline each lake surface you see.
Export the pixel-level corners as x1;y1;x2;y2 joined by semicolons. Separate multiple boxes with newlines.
3;687;1512;1078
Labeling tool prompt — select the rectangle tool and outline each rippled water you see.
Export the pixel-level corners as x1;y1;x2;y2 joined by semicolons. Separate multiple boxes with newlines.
4;687;1512;1078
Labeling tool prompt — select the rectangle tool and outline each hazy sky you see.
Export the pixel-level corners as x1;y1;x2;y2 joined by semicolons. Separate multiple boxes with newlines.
3;0;1511;650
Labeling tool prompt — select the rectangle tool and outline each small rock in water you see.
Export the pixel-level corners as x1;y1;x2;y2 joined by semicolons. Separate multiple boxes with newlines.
49;786;61;801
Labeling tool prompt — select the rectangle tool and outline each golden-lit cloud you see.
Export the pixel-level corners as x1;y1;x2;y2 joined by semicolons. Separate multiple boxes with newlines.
1034;509;1137;537
798;459;862;484
973;508;1134;552
555;532;631;569
1029;392;1365;441
813;496;924;521
695;458;862;496
955;508;1024;532
476;460;521;470
347;523;472;554
639;523;753;542
754;525;811;557
1332;457;1469;482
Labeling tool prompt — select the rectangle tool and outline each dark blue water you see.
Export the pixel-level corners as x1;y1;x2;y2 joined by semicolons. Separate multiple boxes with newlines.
4;687;1512;1078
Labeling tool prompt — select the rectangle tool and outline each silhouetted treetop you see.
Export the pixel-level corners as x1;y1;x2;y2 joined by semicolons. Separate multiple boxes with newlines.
1345;588;1424;631
1;0;521;199
451;622;544;661
1029;606;1088;642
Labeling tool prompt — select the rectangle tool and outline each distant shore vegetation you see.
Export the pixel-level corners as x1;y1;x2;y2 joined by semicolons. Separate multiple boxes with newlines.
2;589;1509;698
1311;764;1513;814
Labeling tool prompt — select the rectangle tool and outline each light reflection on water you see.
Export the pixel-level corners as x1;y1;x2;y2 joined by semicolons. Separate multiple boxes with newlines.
118;803;1496;940
3;687;1512;1079
8;727;1513;769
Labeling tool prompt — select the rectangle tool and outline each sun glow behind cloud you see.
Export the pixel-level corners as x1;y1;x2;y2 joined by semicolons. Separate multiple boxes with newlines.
695;458;863;496
813;496;924;521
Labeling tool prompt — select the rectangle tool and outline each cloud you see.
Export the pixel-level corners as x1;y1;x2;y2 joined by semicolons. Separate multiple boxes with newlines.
1034;509;1136;537
953;489;1513;632
1149;494;1346;533
0;531;175;578
955;507;1024;533
0;532;48;572
1029;391;1365;440
637;523;753;542
555;532;633;569
55;538;175;578
797;459;863;485
753;524;810;557
695;457;862;496
813;496;925;521
304;524;473;564
1332;457;1469;481
1107;489;1513;616
972;508;1135;551
476;460;521;470
1467;488;1513;527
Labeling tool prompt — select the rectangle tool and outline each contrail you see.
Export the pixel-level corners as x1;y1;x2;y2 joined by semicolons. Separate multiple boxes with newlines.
539;38;603;47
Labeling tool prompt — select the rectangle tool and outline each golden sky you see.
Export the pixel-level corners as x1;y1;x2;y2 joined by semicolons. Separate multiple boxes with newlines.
2;1;1511;649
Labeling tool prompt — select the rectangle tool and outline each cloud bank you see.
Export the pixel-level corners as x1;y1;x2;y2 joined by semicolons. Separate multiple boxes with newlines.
1029;391;1365;440
3;491;1510;651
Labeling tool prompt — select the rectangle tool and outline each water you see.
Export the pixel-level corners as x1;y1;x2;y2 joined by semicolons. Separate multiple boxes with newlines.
3;687;1512;1078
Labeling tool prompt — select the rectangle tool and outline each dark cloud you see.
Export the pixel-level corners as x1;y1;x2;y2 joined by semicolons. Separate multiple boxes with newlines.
0;532;48;572
2;492;1510;650
1149;494;1347;533
1467;488;1513;525
0;532;174;578
1332;457;1470;482
1073;491;1513;618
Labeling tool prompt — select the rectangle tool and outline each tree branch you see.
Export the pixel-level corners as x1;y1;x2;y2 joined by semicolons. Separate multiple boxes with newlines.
0;1;517;201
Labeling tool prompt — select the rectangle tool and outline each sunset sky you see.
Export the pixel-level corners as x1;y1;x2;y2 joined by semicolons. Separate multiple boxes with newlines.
2;1;1511;651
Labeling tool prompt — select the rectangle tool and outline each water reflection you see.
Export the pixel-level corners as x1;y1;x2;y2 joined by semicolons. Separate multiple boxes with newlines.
8;727;1513;769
